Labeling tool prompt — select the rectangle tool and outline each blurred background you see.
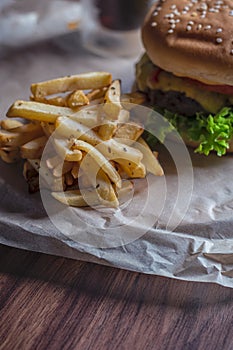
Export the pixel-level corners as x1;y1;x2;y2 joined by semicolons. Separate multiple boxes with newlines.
0;0;153;114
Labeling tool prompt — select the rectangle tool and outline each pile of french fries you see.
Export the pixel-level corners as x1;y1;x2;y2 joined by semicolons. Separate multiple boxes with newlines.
0;71;163;208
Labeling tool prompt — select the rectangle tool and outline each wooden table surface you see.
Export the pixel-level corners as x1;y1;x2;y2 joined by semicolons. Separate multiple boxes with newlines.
0;244;233;350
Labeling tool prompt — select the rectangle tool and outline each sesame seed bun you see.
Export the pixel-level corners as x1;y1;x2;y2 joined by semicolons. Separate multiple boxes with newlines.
142;0;233;86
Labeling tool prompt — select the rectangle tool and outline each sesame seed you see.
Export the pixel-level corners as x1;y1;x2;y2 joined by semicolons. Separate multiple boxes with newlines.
170;5;176;10
184;6;190;11
164;13;173;18
182;10;187;14
188;21;194;25
169;19;175;23
204;25;212;30
229;10;233;16
200;3;208;10
175;19;180;23
157;6;162;11
216;28;223;33
173;9;180;15
216;37;223;44
171;23;176;29
153;11;158;16
167;29;174;34
151;22;157;27
186;25;192;31
191;12;198;16
197;24;202;30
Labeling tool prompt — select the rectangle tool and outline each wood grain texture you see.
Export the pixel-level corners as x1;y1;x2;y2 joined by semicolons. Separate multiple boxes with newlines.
0;244;233;350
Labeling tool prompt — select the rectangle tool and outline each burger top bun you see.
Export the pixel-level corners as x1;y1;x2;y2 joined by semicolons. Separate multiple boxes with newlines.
142;0;233;86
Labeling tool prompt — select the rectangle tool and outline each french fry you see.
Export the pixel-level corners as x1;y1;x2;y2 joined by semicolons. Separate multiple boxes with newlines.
103;80;122;120
79;154;119;206
115;159;146;178
31;72;112;98
53;138;83;162
68;107;100;128
95;168;119;207
114;122;144;144
121;91;147;106
41;122;55;137
7;100;79;123
98;121;117;141
86;87;107;101
51;180;133;207
97;138;143;164
53;161;73;177
0;147;20;163
0;124;44;147
55;116;101;146
134;138;164;176
20;136;47;159
72;139;122;188
1;119;23;130
66;90;89;109
31;95;67;107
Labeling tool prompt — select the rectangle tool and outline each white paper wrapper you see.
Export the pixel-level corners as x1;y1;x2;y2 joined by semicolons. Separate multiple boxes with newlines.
1;41;233;288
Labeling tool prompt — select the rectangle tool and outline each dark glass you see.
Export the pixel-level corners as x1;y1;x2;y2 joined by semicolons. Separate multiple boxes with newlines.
95;0;149;31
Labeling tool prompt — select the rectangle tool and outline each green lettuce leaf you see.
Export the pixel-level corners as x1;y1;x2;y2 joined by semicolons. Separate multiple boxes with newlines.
144;107;233;156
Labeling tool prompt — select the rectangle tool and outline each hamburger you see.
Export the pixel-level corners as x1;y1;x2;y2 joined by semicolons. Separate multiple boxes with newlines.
136;0;233;156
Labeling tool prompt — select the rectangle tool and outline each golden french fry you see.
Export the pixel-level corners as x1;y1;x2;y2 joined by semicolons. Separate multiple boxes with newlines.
1;119;23;130
20;135;47;159
51;180;133;207
116;159;146;178
0;124;44;147
53;138;83;162
0;147;20;163
56;116;100;146
52;188;99;207
96;168;118;206
72;139;121;188
40;122;55;137
86;87;107;101
6;100;80;123
98;121;117;141
27;158;61;190
97;138;143;164
68;107;100;128
103;80;122;120
121;91;146;106
114;122;144;144
134;138;164;176
66;90;89;109
31;95;67;107
31;72;112;98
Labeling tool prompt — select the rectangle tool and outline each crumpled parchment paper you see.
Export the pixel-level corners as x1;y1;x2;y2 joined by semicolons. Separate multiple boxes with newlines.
1;37;233;288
